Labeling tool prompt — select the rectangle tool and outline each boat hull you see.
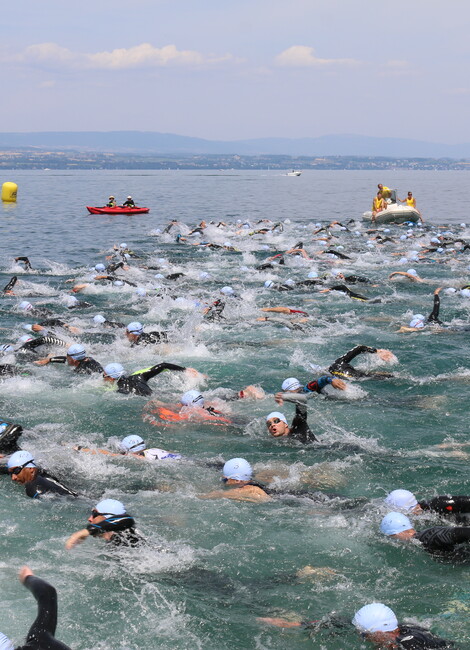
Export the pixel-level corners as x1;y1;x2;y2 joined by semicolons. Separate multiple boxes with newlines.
362;206;420;224
86;206;150;215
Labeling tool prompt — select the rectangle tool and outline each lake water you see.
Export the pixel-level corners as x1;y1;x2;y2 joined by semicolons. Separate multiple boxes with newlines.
0;170;468;649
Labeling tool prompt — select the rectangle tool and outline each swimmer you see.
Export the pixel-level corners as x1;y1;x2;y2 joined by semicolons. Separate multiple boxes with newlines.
66;499;142;549
0;420;23;472
200;458;271;503
102;362;198;397
7;450;78;498
125;321;168;345
385;489;470;524
203;299;226;321
259;602;454;648
319;284;373;302
275;375;346;401
380;512;470;557
329;346;396;379
0;566;72;650
92;314;125;329
2;276;18;295
266;393;317;444
14;256;33;270
74;435;182;462
389;270;424;282
34;343;103;374
398;288;450;332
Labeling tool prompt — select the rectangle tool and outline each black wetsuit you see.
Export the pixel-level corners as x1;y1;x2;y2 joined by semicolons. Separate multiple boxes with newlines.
87;514;142;547
419;495;470;523
0;421;23;473
117;362;186;396
18;335;67;352
24;470;78;499
414;525;470;555
3;276;18;293
17;575;71;650
67;299;91;309
394;624;455;648
288;400;317;444
15;256;33;270
324;249;352;260
329;345;393;379
106;261;126;273
427;293;443;325
133;331;169;345
47;356;104;374
205;299;226;321
328;285;369;301
0;364;31;377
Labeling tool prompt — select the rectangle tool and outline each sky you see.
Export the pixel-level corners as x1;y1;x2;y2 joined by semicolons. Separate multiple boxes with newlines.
2;0;469;142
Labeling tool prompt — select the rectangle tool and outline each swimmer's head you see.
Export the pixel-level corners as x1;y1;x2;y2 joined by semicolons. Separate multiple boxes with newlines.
460;289;470;299
92;499;126;518
266;411;289;437
384;489;419;513
119;243;128;249
220;286;234;296
18;335;33;344
135;288;147;297
181;390;204;407
103;363;125;380
409;314;425;328
406;269;418;277
126;321;144;336
199;272;211;280
352;603;398;635
67;344;86;361
120;435;146;453
264;280;275;288
0;632;14;650
95;264;106;272
380;512;413;536
0;344;13;354
18;301;33;311
7;450;36;483
281;378;302;392
113;280;124;287
307;271;319;278
222;458;252;481
93;315;106;324
65;296;79;307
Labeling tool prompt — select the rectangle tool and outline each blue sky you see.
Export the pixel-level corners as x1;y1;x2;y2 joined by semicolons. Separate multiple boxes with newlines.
2;0;469;142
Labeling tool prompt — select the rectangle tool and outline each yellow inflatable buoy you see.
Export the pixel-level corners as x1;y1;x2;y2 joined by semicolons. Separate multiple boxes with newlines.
1;182;18;202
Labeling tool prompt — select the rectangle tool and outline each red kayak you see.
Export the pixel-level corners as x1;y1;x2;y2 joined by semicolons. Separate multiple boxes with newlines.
86;206;150;215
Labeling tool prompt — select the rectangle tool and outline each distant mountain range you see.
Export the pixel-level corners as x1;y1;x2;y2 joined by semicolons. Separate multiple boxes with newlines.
0;131;468;158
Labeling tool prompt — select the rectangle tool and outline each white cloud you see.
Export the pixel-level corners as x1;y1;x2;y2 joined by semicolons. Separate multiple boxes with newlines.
275;45;359;67
6;42;236;70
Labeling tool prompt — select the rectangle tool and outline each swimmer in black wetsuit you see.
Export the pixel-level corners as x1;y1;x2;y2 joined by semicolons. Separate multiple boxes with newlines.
3;276;18;295
7;451;78;498
266;394;317;443
0;420;23;474
15;256;33;270
0;566;72;650
125;322;168;345
260;601;455;648
66;499;142;549
329;346;396;379
204;299;226;321
102;361;198;396
320;284;372;301
381;512;470;558
34;343;103;374
385;489;470;524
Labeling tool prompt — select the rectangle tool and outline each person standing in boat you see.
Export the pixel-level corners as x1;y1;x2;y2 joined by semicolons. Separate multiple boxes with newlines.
371;191;386;222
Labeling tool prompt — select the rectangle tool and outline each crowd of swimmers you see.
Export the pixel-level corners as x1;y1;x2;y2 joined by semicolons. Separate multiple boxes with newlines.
0;202;469;647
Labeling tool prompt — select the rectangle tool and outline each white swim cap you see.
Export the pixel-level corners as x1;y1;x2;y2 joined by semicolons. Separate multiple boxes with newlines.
93;314;106;324
380;512;412;536
18;334;33;344
18;301;33;311
181;390;204;407
0;344;13;354
126;321;144;335
352;603;398;634
284;279;295;287
0;633;14;650
154;274;164;279
7;450;36;470
406;269;418;277
113;280;124;286
21;324;34;332
223;241;232;247
281;378;302;391
409;314;425;328
220;286;234;295
95;263;106;272
307;270;318;278
399;235;407;241
444;288;456;294
266;411;288;424
199;272;211;280
384;489;418;511
67;344;86;361
94;499;126;516
119;243;128;249
66;296;79;307
135;288;147;297
222;458;252;481
430;237;440;244
460;289;470;298
264;280;275;288
120;435;145;453
103;363;125;379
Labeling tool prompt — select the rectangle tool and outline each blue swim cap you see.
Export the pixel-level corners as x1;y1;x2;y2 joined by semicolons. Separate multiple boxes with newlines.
385;490;418;511
126;321;144;335
103;363;125;379
7;450;36;470
223;458;252;481
93;314;106;324
352;603;398;633
67;344;86;361
0;633;14;650
181;390;204;406
380;512;412;536
94;498;126;516
120;435;145;453
95;264;106;272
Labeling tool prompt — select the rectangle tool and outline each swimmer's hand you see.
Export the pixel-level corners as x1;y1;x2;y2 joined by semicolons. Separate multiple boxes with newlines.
331;378;347;390
64;325;81;334
72;284;87;293
19;566;34;584
31;324;45;333
376;348;397;363
274;391;284;405
185;367;207;379
65;529;90;550
434;287;442;295
257;618;302;628
34;354;53;366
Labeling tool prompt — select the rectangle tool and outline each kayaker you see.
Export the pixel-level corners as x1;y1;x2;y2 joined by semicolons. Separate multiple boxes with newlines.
106;196;116;207
122;196;135;207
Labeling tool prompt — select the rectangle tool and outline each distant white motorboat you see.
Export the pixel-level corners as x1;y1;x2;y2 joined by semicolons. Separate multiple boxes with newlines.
287;170;302;176
363;189;420;224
